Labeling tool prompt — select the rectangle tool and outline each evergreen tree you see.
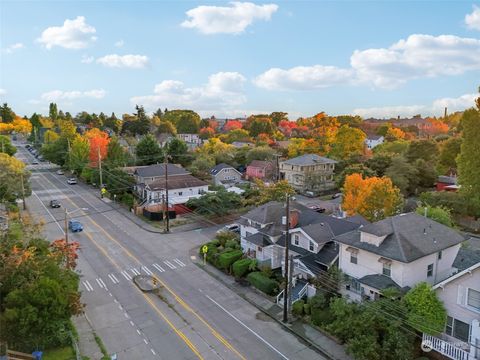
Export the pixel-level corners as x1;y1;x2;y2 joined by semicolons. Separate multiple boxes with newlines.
49;102;58;123
0;103;15;123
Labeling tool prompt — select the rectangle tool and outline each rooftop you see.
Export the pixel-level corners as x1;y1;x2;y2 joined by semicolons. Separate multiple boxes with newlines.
135;163;190;178
146;174;208;191
281;154;337;166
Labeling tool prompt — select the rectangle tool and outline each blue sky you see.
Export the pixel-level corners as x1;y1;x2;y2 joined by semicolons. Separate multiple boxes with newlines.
1;1;480;119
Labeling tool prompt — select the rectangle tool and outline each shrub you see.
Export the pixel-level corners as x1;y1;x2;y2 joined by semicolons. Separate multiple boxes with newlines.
232;258;252;278
218;250;243;271
292;300;305;316
247;272;279;295
260;265;273;278
303;303;311;315
225;239;240;250
309;293;330;311
311;307;335;327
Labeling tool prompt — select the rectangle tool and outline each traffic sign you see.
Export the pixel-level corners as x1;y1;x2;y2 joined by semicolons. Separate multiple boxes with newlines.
202;245;208;254
101;188;107;194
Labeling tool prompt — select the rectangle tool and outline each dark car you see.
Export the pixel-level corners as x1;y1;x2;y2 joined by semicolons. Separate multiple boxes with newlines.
308;205;326;213
50;200;61;208
68;220;83;232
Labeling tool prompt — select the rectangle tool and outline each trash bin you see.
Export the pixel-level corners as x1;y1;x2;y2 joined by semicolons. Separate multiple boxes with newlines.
32;350;43;360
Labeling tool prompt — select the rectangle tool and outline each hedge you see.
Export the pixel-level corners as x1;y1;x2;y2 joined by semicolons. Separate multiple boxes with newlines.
225;239;240;250
246;272;279;295
218;250;243;270
232;258;253;278
292;300;304;316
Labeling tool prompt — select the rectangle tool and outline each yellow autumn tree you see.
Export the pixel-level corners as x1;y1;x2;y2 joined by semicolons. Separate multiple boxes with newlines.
0;122;14;134
11;117;32;135
43;129;60;144
342;173;403;222
385;127;406;141
330;125;367;160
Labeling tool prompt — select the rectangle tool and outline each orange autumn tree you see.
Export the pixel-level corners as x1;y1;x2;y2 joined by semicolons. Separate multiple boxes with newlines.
85;128;110;167
385;127;406;141
224;120;243;132
342;173;403;222
426;118;449;136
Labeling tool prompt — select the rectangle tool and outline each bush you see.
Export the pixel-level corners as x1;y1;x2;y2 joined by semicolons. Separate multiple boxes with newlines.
247;272;279;295
311;307;335;327
292;300;305;316
119;193;134;208
232;258;252;278
225;239;240;250
309;293;330;311
218;249;243;271
304;303;311;315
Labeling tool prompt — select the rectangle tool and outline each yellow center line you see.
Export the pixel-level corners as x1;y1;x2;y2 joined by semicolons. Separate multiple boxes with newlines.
40;173;247;360
34;173;204;360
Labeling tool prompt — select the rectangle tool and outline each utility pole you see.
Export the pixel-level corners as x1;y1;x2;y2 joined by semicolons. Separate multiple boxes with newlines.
162;193;166;229
283;193;290;323
20;173;26;210
67;138;71;169
273;154;281;182
64;208;69;245
288;254;294;315
164;152;170;233
98;146;103;198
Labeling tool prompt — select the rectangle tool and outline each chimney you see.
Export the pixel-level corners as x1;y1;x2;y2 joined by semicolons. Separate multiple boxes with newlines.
444;107;448;119
289;210;299;228
397;115;400;120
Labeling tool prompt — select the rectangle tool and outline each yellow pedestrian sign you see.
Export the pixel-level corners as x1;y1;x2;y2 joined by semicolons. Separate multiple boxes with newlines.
202;245;208;254
101;187;107;195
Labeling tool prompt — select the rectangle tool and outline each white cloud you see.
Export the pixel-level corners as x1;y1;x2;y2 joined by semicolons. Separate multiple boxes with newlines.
38;16;96;49
131;72;247;111
0;89;6;96
39;89;106;101
465;5;480;30
96;54;149;68
4;42;24;54
253;65;354;90
81;55;94;64
114;40;124;47
353;93;477;119
255;34;480;91
351;34;480;88
181;2;278;34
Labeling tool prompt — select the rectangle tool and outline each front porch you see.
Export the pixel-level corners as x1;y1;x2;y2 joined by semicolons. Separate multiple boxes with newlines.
422;333;472;360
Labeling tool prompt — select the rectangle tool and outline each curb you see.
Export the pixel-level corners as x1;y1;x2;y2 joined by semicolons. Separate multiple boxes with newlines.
193;258;342;360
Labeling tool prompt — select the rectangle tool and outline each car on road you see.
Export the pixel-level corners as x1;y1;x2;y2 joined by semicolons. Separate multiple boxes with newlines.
332;193;342;199
50;199;61;208
217;223;240;234
68;220;83;232
31;160;39;165
308;205;326;213
56;170;64;175
67;178;77;185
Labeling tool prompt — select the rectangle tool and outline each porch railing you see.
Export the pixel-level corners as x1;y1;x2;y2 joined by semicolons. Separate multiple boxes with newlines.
422;333;470;360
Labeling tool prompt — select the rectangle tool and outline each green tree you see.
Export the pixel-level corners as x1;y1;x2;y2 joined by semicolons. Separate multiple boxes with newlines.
166;138;189;166
0;103;15;123
336;163;375;188
406;140;438;163
0;135;17;156
67;136;89;174
104;112;122;134
457;107;480;216
0;153;31;202
415;205;453;227
385;156;418;195
437;137;462;173
245;115;275;137
403;282;447;335
186;188;242;215
163;110;201;134
49;102;58;123
157;120;177;135
329;125;367;160
270;111;288;126
189;155;215;179
41;137;68;165
245;146;276;164
414;158;437;190
366;153;393;177
105;137;129;168
337;115;363;128
373;140;409;156
135;134;163;165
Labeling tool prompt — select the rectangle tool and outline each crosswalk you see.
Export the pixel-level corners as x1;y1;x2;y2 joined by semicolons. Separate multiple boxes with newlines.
81;258;188;292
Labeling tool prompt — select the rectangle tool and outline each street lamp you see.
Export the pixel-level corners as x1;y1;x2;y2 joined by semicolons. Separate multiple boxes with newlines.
64;207;88;244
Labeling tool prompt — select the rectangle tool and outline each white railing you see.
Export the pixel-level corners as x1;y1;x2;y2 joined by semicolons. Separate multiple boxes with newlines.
422;333;471;360
276;290;284;306
292;283;309;305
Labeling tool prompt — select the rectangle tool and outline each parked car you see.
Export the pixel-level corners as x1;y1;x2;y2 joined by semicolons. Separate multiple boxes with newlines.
332;193;342;199
68;220;83;232
49;199;61;208
308;205;326;213
67;178;77;185
305;191;316;198
31;160;39;165
56;169;64;175
217;223;240;234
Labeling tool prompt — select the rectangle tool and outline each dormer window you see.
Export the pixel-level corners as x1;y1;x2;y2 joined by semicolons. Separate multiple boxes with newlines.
293;234;299;246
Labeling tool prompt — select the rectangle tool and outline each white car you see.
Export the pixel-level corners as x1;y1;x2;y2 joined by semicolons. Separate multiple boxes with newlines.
67;178;77;185
56;170;64;175
217;223;240;234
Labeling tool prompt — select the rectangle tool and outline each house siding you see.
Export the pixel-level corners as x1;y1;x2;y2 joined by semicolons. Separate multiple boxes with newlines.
279;162;335;192
212;168;242;186
145;185;208;205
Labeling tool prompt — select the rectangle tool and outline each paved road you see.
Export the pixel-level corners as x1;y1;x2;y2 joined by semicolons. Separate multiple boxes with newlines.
18;144;326;360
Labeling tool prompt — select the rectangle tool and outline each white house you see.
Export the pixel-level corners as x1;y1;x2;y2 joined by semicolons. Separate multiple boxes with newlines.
365;135;384;149
210;163;242;187
335;213;466;301
423;248;480;360
177;133;203;149
143;174;208;205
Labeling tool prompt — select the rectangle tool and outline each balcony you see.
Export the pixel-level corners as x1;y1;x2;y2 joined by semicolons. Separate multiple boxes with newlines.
422;333;471;360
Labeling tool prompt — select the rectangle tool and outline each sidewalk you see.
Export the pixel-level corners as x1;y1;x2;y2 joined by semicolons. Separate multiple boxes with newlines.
193;254;353;360
73;314;104;360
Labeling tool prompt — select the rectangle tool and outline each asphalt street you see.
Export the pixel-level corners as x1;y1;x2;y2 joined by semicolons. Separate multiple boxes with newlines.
19;143;326;360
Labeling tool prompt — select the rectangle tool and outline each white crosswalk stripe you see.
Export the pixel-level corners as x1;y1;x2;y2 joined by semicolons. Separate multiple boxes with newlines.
98;278;108;290
108;273;119;284
163;260;176;269
121;270;132;280
82;280;93;292
173;258;186;267
131;268;141;276
96;278;104;289
141;266;153;275
152;263;165;272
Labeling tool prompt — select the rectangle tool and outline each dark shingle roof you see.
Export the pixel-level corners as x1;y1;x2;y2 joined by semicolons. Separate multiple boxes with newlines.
367;135;383;141
345;215;370;226
281;154;337;166
453;246;480;271
437;175;457;185
245;232;273;247
146;174;208;191
335;213;466;263
359;274;401;290
210;163;234;175
135;164;189;177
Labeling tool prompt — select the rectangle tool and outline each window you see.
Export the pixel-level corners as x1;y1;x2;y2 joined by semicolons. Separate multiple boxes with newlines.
350;253;357;264
446;316;470;343
467;288;480;311
438;251;442;260
293;234;299;246
427;263;433;277
382;263;391;277
309;241;314;251
178;191;183;196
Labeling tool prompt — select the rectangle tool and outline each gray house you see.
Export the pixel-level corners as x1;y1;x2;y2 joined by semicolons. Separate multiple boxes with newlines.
210;163;242;187
279;154;337;193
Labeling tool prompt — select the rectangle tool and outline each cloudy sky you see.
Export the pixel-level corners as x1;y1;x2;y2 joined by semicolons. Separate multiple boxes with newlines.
1;1;480;119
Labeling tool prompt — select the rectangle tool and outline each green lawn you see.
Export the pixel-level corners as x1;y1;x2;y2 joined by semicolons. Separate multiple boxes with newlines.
43;346;75;360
